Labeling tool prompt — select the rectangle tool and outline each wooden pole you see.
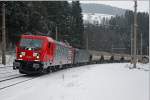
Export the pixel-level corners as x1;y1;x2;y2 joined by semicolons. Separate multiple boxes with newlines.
131;24;133;63
55;26;58;41
133;0;137;68
86;29;88;50
140;33;143;56
2;3;6;65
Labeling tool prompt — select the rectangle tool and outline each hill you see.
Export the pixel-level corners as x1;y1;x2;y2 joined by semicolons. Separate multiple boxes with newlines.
81;3;126;16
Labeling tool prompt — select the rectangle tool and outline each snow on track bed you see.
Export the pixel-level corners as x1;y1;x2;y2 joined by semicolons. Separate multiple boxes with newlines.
0;69;20;76
0;66;21;80
0;74;24;82
0;63;149;100
0;66;40;90
0;66;13;68
0;70;19;77
0;71;16;74
0;75;38;90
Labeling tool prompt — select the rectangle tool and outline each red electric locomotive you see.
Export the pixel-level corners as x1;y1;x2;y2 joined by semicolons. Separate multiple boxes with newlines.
13;34;74;74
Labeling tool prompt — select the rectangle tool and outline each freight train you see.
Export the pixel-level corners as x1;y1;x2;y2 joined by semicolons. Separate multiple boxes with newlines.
13;34;139;74
13;34;90;74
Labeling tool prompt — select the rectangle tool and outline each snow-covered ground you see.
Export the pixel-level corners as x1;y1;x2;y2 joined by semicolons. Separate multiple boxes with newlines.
0;63;149;100
83;13;113;25
0;54;15;67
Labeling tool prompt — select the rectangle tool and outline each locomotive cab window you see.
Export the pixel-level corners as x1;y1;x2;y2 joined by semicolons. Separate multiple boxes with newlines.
20;38;43;50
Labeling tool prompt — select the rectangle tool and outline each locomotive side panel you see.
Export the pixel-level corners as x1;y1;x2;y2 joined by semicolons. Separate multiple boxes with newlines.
53;43;73;66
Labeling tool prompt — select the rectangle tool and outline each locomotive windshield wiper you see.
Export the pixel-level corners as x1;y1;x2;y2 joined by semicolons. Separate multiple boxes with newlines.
31;47;41;50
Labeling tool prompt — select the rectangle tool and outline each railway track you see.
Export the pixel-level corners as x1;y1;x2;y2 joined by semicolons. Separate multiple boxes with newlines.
0;74;25;82
0;64;41;90
0;74;38;90
0;66;21;79
0;77;35;90
0;65;38;90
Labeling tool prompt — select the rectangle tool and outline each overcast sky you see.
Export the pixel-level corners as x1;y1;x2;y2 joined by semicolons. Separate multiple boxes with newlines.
80;0;149;12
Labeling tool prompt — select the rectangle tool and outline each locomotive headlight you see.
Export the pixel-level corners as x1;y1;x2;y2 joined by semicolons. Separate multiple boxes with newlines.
19;52;25;58
21;52;26;56
33;53;40;59
33;53;38;57
36;56;40;59
19;55;23;58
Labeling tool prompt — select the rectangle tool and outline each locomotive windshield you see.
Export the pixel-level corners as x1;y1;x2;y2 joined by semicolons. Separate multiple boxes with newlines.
20;38;43;49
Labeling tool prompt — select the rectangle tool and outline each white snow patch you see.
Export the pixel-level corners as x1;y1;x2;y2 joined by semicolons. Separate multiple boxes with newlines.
83;13;113;25
0;63;149;100
0;54;15;67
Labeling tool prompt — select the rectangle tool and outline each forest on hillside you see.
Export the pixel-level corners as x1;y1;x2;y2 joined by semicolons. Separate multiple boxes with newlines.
81;3;126;16
84;10;149;55
0;1;84;49
0;1;149;55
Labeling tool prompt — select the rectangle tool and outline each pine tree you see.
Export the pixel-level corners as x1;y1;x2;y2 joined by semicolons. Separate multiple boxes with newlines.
43;1;71;41
4;1;31;46
71;1;84;48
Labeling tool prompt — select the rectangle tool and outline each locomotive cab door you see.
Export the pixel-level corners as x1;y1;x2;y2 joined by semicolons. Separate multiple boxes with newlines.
46;42;52;63
48;42;55;64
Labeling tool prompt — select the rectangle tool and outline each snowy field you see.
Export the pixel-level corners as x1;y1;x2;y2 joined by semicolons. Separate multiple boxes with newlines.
0;54;15;67
0;63;149;100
